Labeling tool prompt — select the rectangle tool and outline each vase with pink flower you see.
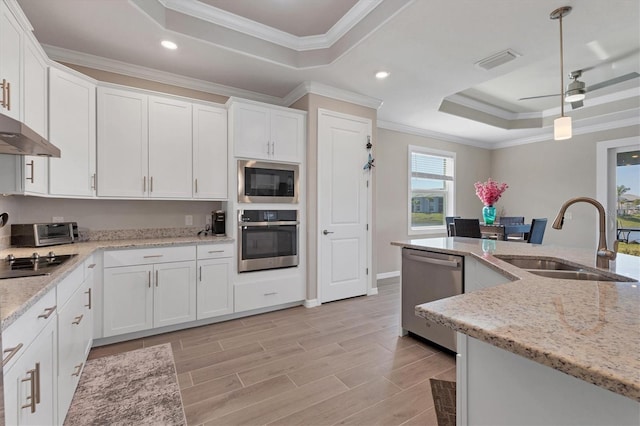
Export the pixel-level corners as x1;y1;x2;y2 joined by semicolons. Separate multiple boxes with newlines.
474;178;508;225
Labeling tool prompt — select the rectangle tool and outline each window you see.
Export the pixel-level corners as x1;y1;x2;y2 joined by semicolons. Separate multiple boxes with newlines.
408;146;455;234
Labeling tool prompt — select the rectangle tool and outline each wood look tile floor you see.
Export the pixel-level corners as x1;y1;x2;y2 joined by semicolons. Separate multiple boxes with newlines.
88;280;456;425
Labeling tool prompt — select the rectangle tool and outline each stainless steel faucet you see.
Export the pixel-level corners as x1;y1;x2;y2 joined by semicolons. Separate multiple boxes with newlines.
552;197;618;269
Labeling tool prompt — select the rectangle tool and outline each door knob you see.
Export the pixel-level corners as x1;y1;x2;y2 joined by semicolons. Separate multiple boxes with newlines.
323;230;334;235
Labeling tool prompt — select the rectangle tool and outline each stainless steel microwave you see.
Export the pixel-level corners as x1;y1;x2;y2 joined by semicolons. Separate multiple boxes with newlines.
238;159;299;203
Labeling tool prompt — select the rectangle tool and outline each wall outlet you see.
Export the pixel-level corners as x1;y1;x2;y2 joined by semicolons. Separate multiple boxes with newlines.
52;216;64;223
185;215;193;226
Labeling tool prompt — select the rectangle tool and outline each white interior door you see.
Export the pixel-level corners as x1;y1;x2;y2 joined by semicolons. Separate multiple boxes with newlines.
318;109;371;303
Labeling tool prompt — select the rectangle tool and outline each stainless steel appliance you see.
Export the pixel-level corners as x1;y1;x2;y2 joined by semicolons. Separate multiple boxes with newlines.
212;210;226;235
10;222;76;247
0;252;78;280
238;209;298;272
0;113;61;157
401;248;464;352
238;159;299;203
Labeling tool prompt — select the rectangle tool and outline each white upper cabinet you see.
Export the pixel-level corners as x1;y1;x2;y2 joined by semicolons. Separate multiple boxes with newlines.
193;103;227;199
0;1;21;121
230;100;305;163
21;36;48;195
48;66;96;197
148;95;192;198
97;86;148;197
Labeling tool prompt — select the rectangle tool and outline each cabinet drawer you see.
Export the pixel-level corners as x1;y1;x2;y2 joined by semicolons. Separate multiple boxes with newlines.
57;263;84;308
2;288;56;372
234;279;304;312
104;246;195;267
197;244;233;259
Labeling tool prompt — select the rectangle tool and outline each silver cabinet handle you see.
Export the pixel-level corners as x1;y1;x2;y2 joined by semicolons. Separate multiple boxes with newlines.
87;263;96;269
91;173;96;190
271;141;275;156
195;178;198;193
38;305;56;320
2;343;23;367
143;254;164;258
0;79;7;110
5;80;10;111
148;270;151;288
208;250;224;253
405;253;460;268
264;292;278;296
266;140;270;155
72;363;83;377
34;362;41;404
26;160;34;183
155;270;158;287
323;230;334;235
143;176;146;193
85;287;92;309
199;266;202;282
21;367;36;413
72;314;84;325
150;176;153;192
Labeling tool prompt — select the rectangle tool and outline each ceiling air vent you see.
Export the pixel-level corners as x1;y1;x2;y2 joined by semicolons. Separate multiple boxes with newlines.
475;49;520;70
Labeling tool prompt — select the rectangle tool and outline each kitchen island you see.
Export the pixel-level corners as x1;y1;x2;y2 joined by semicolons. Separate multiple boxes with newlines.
392;237;640;425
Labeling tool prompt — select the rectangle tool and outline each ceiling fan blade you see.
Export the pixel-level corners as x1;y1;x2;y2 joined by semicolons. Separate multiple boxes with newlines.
586;72;640;92
570;100;584;109
518;93;561;101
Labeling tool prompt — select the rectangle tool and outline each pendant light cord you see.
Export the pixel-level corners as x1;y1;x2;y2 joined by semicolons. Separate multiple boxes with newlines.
559;12;565;117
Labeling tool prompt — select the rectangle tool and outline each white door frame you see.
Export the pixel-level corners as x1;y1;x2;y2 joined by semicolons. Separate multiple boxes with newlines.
316;108;373;304
596;136;640;248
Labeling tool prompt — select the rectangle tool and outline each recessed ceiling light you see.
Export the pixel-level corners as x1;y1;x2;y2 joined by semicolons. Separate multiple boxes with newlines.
161;40;177;50
375;71;390;79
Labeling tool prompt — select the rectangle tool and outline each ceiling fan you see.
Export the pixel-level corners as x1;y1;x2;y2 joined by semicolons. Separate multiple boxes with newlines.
519;68;640;109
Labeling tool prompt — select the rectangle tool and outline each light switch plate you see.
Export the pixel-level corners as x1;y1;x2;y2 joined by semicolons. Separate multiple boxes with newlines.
185;215;193;226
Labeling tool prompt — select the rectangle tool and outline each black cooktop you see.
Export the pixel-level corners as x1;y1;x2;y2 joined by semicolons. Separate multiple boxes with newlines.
0;252;77;280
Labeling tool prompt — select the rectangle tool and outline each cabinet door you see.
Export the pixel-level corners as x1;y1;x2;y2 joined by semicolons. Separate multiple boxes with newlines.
103;265;153;337
0;2;21;120
97;87;148;197
193;104;227;199
197;257;232;320
232;102;270;160
153;261;196;328
270;109;304;163
49;67;96;197
4;318;57;426
57;285;86;424
22;38;49;195
148;96;192;198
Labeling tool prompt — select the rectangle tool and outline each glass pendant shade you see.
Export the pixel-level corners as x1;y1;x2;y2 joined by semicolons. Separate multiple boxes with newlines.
554;116;572;140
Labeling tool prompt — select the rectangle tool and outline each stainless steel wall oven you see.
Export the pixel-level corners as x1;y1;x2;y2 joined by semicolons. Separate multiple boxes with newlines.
238;160;299;203
238;210;299;273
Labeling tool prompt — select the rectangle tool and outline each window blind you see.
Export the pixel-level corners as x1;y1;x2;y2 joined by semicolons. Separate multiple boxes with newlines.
411;152;453;181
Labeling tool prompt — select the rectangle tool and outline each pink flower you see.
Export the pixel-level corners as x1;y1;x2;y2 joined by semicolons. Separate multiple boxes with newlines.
474;178;508;206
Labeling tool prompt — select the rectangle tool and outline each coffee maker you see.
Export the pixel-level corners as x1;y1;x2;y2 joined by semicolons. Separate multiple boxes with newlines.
212;210;226;235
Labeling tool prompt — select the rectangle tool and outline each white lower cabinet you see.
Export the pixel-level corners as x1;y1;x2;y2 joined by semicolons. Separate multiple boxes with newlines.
234;276;305;313
103;246;197;337
3;312;57;426
197;244;233;320
57;273;93;424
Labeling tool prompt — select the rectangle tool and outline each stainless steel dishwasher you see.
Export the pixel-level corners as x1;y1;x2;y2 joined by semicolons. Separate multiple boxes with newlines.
401;248;463;352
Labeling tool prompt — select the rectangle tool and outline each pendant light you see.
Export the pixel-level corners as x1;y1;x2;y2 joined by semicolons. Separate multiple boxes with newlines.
550;6;572;141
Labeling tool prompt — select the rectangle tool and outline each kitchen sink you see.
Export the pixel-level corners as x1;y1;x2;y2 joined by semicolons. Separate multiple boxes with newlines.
494;255;637;282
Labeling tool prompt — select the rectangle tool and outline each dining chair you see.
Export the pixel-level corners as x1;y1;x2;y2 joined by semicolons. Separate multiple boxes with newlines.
445;216;460;237
500;216;525;240
527;218;548;244
453;218;482;238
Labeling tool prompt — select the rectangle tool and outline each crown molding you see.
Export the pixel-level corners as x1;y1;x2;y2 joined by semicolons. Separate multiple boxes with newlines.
43;45;282;105
377;120;494;149
158;0;384;52
284;81;383;110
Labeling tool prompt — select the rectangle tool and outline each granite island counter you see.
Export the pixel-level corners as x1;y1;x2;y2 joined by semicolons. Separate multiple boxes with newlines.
392;237;640;425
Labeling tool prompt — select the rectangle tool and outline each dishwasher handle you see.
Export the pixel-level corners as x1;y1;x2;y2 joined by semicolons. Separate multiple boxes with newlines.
405;253;460;268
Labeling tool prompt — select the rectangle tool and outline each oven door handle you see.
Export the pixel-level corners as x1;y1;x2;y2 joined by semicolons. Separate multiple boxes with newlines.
239;221;299;227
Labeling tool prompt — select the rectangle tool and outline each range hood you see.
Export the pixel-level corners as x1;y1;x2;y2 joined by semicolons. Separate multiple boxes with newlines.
0;113;61;157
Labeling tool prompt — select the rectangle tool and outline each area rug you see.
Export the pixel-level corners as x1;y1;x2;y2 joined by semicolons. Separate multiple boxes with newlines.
64;343;186;425
430;378;456;426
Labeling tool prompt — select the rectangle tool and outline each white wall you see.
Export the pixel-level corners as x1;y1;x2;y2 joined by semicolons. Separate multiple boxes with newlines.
375;128;492;275
492;125;640;249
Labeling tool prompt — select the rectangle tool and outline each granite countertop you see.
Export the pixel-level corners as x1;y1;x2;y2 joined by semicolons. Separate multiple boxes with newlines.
392;237;640;402
0;235;233;331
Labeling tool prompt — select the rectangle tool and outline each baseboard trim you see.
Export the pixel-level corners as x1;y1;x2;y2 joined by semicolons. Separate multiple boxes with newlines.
367;287;379;296
304;298;320;308
376;271;400;280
